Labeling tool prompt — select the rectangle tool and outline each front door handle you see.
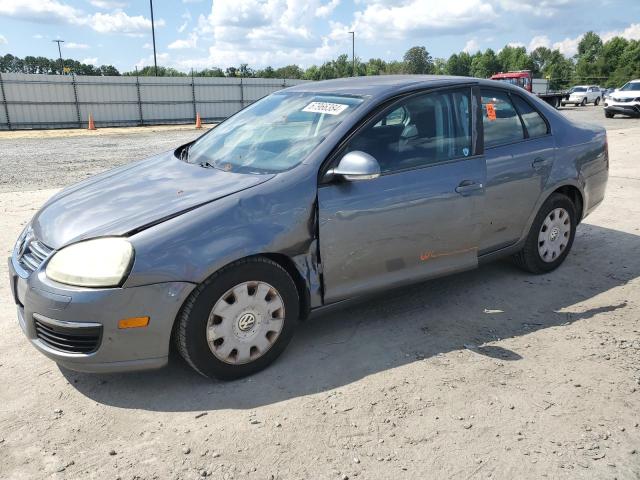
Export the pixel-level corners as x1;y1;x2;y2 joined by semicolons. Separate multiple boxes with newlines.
532;157;552;169
455;180;483;195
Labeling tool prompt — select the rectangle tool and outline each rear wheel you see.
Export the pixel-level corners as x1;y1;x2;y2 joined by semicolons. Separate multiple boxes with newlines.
175;257;299;380
513;193;577;274
594;96;600;106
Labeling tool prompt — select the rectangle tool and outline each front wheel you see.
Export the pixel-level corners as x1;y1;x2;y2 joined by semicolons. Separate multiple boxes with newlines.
512;193;577;274
580;97;587;106
175;257;300;380
605;111;614;118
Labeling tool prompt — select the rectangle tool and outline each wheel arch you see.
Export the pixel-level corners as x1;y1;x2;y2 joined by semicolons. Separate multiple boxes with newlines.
551;184;584;223
172;252;312;344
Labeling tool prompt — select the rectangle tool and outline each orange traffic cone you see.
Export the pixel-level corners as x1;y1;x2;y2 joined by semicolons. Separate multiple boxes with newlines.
195;112;202;129
88;113;96;130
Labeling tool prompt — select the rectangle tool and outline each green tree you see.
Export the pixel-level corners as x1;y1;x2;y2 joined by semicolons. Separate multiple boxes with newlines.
575;31;604;82
469;49;500;78
403;46;434;74
497;45;533;72
445;52;471;76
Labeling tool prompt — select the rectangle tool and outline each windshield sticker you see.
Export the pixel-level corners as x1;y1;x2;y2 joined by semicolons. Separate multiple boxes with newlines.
486;103;497;121
303;102;350;115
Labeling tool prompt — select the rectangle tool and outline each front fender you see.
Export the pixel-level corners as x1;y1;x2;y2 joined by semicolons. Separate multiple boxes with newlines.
123;169;319;296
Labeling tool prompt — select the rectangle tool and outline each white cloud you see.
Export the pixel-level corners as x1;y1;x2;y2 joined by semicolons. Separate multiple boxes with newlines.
89;0;127;8
601;23;640;43
315;0;340;18
528;35;551;51
552;35;581;57
0;34;7;45
142;42;152;49
88;11;164;36
82;56;98;65
463;39;480;53
336;0;497;41
0;0;82;24
66;41;90;49
32;33;44;39
496;0;578;17
178;20;189;33
135;52;169;69
168;32;198;49
0;1;163;36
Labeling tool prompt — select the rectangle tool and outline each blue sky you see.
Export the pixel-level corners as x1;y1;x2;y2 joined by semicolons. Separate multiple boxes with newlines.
0;0;639;73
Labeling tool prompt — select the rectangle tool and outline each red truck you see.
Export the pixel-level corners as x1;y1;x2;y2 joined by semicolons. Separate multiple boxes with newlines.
490;70;566;108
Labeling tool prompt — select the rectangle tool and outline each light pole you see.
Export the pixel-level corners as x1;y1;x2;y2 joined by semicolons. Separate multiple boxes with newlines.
348;31;355;76
52;39;65;74
149;0;158;76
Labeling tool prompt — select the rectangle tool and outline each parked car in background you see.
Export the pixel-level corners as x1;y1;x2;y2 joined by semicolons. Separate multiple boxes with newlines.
604;80;640;118
603;88;615;100
562;85;602;106
9;76;609;380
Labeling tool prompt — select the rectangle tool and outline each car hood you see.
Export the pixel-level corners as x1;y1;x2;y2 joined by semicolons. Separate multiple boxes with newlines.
32;151;275;249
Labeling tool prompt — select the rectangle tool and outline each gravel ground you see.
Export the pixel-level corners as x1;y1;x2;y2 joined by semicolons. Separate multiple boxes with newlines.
0;106;639;480
0;125;209;193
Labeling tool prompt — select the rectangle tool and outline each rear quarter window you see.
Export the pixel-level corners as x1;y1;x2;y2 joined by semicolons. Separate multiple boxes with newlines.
481;90;524;148
511;95;549;139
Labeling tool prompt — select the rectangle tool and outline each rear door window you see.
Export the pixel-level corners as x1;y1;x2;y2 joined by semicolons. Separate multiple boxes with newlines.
481;89;524;148
511;95;549;139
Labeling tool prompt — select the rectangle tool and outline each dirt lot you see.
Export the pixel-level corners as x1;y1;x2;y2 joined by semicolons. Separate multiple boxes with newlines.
0;107;639;480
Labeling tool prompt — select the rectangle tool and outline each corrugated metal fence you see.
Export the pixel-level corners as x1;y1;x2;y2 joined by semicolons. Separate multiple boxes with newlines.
0;73;309;130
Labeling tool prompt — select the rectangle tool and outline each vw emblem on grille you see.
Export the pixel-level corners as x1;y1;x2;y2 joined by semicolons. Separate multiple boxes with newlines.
237;312;256;332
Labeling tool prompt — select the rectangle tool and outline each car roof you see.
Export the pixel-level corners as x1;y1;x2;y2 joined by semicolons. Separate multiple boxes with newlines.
284;75;480;97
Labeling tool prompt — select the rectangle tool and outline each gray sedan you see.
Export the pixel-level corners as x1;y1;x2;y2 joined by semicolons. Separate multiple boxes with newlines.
8;76;609;380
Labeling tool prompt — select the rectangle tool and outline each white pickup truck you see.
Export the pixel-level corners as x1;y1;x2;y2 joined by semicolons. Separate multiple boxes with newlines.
562;85;602;106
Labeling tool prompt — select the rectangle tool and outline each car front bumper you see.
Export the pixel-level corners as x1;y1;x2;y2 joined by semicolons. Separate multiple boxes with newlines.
563;96;587;105
604;103;640;116
8;256;195;373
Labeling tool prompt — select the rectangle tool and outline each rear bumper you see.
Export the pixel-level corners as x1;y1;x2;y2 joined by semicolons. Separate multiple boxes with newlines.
8;256;195;373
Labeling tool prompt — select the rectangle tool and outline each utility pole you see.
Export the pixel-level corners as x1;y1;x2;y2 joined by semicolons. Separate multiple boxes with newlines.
149;0;158;76
53;39;65;74
349;31;355;76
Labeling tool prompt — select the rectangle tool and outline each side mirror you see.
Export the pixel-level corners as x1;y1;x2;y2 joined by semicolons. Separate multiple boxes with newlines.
327;151;381;182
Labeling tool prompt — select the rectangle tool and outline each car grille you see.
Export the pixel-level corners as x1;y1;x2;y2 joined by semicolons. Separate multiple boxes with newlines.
17;237;52;275
34;317;102;354
614;98;634;103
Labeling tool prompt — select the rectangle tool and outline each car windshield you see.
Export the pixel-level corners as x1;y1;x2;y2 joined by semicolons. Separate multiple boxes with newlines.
620;82;640;91
186;92;364;174
571;87;587;93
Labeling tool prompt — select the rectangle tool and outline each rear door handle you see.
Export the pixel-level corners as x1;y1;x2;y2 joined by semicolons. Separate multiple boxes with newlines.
455;180;483;195
532;157;552;169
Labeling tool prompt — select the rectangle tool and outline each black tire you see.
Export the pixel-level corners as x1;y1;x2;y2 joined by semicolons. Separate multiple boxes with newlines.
175;257;299;380
512;193;577;274
580;97;587;107
605;111;614;118
594;96;600;106
561;102;566;107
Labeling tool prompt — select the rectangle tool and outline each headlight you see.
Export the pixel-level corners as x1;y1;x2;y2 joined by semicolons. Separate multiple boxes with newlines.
46;238;134;287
